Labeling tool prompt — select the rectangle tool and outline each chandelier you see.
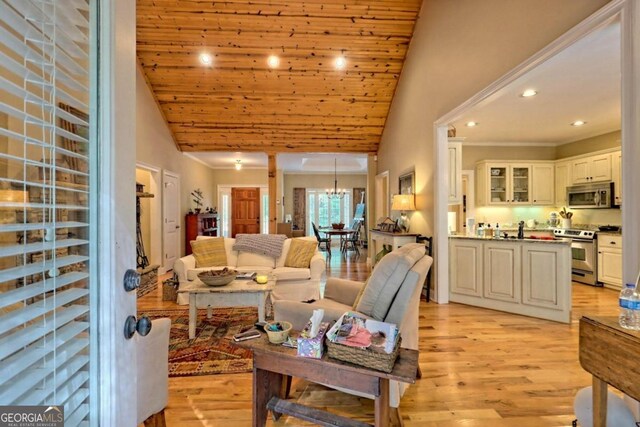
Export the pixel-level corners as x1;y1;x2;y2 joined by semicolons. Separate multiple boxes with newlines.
326;158;345;199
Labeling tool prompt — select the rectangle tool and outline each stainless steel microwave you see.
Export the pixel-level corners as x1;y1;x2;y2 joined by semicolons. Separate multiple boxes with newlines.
567;182;614;209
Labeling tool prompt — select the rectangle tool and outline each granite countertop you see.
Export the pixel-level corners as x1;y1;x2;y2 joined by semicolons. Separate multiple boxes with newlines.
449;235;571;245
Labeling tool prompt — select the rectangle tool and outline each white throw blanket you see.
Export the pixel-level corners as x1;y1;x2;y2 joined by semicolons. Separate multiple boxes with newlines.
233;234;287;258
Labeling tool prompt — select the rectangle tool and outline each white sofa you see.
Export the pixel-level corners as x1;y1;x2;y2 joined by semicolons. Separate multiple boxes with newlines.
173;235;326;305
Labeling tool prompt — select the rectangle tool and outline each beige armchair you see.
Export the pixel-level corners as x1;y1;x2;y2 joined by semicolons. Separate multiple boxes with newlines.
273;243;432;412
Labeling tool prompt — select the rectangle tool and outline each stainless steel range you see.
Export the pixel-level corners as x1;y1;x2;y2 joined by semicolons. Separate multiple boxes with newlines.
553;228;601;286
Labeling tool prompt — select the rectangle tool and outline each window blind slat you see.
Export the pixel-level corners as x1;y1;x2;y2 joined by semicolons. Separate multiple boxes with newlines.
64;402;89;427
0;338;87;403
0;221;87;233
0;321;88;384
0;305;88;361
0;201;88;210
64;389;89;426
0;255;89;283
0;288;89;335
0;178;89;195
0;272;89;310
15;354;89;405
0;238;89;258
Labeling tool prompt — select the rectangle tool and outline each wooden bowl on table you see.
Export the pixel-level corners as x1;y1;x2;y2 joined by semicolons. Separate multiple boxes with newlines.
331;223;345;230
198;268;237;287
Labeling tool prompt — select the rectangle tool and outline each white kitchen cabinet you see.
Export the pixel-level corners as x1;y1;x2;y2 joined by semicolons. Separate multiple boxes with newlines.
598;234;623;289
483;243;521;303
448;139;463;204
522;244;570;311
612;150;622;206
477;162;531;206
571;153;612;184
449;239;483;297
448;237;571;323
555;161;571;206
531;163;555;205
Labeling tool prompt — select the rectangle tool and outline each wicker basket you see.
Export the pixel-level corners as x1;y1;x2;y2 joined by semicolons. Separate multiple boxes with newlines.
326;336;401;373
162;279;178;301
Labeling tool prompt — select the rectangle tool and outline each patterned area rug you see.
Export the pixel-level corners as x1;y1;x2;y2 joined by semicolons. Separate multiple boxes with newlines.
141;307;257;377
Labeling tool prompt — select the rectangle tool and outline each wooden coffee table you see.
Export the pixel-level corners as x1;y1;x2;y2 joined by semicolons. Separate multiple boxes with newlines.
178;277;275;339
236;334;419;427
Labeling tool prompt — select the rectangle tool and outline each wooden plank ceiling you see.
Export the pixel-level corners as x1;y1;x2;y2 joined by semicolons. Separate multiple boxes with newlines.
136;0;422;153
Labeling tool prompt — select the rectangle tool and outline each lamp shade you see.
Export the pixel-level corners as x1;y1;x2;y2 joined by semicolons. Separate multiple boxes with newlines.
391;194;416;211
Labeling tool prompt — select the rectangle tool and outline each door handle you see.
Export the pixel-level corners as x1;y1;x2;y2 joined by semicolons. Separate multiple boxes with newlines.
124;315;152;339
123;269;140;292
176;225;180;229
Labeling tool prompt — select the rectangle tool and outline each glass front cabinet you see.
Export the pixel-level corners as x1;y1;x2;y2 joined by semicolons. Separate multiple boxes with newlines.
477;162;531;206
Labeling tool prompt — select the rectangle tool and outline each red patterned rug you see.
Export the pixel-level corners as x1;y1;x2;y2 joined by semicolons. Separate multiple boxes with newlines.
141;307;257;377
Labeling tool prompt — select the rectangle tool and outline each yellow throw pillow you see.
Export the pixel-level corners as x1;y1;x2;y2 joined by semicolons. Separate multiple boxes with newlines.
284;238;317;268
191;238;227;268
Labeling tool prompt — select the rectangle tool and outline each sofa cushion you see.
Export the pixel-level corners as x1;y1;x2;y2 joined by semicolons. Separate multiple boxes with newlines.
190;237;227;268
237;251;275;268
356;249;422;320
276;239;292;268
272;267;311;281
284;238;317;268
187;266;237;281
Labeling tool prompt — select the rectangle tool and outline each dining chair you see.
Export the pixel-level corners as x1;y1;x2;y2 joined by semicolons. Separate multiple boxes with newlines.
312;222;331;257
342;226;360;255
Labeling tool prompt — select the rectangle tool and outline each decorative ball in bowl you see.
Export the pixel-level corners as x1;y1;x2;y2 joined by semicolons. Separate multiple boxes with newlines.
331;223;345;230
265;321;292;344
198;268;237;287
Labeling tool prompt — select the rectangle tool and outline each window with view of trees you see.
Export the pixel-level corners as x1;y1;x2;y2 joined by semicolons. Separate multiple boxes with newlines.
306;189;351;236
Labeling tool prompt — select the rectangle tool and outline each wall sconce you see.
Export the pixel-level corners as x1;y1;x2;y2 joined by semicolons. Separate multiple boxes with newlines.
391;194;416;232
235;160;242;171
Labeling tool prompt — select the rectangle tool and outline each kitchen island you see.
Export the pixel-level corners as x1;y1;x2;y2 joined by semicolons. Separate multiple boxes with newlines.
449;235;572;323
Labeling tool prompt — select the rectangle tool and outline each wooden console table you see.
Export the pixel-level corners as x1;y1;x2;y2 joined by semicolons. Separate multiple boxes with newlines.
236;334;419;427
369;230;418;267
579;316;640;427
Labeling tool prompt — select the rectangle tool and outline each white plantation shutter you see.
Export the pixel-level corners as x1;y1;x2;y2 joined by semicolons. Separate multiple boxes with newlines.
0;0;94;425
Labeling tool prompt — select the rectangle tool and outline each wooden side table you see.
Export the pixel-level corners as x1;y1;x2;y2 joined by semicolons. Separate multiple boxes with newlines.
579;316;640;427
236;334;419;427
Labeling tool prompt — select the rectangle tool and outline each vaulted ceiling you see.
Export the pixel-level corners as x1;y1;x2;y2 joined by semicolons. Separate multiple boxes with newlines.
136;0;422;153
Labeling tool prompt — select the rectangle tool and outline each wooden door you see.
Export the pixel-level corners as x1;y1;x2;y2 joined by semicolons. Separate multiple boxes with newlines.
232;187;260;236
590;153;612;182
163;171;180;267
531;164;554;205
450;240;483;297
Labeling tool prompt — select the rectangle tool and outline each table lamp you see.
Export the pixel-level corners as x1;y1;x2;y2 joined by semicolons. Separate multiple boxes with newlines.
391;194;416;232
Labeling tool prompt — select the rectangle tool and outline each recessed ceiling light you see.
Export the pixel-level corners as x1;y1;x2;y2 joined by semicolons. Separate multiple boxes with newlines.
235;160;242;170
521;89;538;97
334;56;347;70
571;120;587;126
465;121;478;127
199;53;213;66
267;55;280;68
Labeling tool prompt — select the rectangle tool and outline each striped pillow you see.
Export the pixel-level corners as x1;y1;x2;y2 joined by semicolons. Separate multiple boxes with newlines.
191;237;227;268
284;238;317;268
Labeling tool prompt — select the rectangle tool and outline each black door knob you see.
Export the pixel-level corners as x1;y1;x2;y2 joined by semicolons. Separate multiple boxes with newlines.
124;315;153;339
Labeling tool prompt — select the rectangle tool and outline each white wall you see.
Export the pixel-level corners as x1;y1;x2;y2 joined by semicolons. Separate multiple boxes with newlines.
136;66;218;256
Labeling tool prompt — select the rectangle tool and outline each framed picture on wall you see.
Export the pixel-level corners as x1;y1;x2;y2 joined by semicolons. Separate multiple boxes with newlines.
399;171;414;195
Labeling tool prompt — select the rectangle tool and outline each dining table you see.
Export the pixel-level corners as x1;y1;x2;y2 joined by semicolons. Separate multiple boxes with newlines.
319;228;357;252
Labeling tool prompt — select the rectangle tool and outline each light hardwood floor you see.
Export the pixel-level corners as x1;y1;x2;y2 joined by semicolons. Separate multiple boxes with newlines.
138;249;619;426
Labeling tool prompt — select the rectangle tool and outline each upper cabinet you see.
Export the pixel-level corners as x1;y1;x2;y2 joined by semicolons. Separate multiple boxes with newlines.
531;164;555;205
555;161;571;206
571;153;611;184
448;138;463;204
477;161;553;206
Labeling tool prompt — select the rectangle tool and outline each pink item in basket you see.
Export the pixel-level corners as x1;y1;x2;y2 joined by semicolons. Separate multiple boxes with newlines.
340;324;372;348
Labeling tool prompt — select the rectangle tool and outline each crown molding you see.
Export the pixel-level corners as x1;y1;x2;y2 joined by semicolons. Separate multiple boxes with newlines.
462;141;559;147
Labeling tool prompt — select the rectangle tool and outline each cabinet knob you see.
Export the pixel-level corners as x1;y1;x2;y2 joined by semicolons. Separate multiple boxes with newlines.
610;241;616;245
